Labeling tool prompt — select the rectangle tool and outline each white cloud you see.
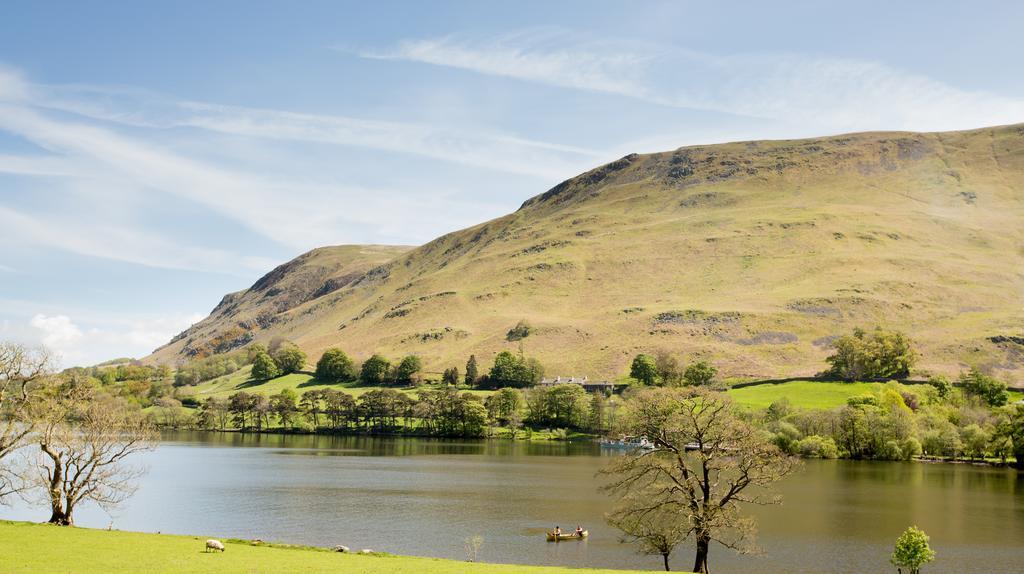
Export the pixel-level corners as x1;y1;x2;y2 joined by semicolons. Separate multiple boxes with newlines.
30;314;83;349
24;311;204;367
364;29;1024;133
360;29;655;100
0;81;552;260
34;83;602;180
0;65;30;102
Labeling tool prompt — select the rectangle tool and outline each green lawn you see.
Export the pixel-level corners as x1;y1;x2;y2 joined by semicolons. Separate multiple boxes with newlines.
727;380;884;409
0;521;642;574
189;366;494;400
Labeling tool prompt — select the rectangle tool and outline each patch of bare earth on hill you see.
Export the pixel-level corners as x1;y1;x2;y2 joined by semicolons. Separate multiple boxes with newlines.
813;335;841;349
401;327;470;344
732;332;798;346
988;336;1024;370
679;191;738;208
650;310;744;338
382;291;457;320
514;240;573;257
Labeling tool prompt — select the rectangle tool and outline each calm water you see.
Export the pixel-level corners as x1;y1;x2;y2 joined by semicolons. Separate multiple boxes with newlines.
4;432;1022;573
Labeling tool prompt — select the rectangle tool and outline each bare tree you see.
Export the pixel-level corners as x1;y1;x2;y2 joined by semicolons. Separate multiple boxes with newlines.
602;387;800;573
33;375;157;525
0;342;52;501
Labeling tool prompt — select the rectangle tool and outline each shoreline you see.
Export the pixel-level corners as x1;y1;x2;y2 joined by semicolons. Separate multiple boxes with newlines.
155;428;1022;468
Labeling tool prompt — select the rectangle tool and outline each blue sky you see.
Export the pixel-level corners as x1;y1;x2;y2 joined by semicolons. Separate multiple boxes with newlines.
1;0;1022;366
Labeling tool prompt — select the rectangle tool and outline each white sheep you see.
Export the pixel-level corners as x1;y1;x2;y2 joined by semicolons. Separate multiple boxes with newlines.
205;539;225;553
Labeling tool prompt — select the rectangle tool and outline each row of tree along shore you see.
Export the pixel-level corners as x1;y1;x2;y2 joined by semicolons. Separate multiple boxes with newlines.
41;325;1024;466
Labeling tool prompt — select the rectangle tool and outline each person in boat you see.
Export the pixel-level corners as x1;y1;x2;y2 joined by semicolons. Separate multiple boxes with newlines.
554;526;562;536
575;525;584;537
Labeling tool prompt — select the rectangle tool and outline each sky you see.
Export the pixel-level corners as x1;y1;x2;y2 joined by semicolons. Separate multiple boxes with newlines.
1;1;1022;367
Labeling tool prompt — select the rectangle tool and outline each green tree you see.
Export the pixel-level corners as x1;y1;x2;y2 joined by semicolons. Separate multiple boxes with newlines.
487;351;540;388
228;391;255;429
890;526;935;574
629;354;658;386
544;384;591;428
926;376;952;399
826;327;916;381
683;361;717;386
959;424;990;460
442;366;460;386
959;368;1008;407
602;388;799;573
273;344;307;374
465;355;479;385
993;404;1024;470
654;350;682;386
461;400;489;437
360;354;391;385
484;388;522;425
315;348;356;382
394;355;423;385
300;389;324;428
197;397;230;430
270;389;299;428
250;352;280;381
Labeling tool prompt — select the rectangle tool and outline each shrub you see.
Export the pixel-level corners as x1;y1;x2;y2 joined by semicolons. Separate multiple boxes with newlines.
846;394;879;408
927;375;952;399
797;435;839;459
506;320;532;341
772;422;802;454
683;361;717;386
879;440;903;461
900;437;922;461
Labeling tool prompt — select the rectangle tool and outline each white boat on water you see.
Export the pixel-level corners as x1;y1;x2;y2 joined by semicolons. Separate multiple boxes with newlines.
599;435;656;451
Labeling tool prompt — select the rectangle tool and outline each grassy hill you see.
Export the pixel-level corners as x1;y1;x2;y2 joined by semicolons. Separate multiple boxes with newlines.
150;125;1024;385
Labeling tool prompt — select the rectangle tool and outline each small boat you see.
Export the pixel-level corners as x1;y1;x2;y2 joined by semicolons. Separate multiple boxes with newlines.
599;435;655;451
546;530;588;541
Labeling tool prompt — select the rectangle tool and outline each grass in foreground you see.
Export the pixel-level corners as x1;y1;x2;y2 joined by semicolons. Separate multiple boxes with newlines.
0;520;643;574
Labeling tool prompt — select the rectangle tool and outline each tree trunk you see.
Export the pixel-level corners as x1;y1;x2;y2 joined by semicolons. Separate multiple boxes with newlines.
42;444;72;525
48;507;72;525
663;552;671;571
692;535;710;573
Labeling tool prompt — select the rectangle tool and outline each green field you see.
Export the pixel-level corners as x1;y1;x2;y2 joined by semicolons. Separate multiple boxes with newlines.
190;365;494;400
0;521;642;574
727;380;886;409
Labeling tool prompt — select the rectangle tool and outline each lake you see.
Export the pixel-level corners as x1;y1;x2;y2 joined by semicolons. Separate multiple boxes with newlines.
4;432;1022;573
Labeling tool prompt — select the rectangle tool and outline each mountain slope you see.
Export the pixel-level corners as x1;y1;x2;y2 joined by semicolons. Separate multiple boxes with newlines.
150;124;1024;384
